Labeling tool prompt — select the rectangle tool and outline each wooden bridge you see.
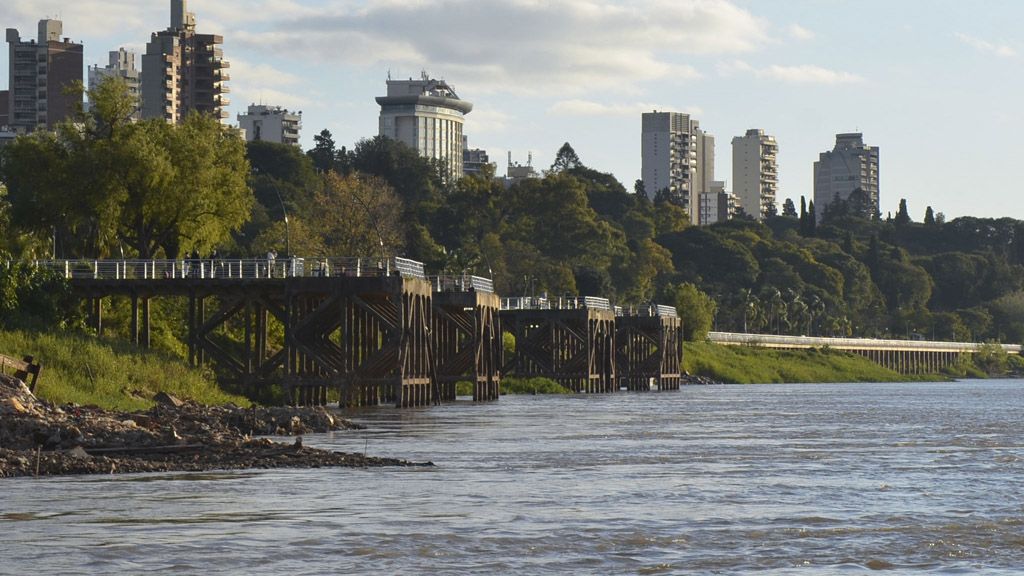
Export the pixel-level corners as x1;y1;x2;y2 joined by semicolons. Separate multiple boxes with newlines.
35;257;686;406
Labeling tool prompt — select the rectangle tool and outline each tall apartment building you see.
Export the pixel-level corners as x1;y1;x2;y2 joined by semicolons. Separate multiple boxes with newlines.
3;19;83;132
732;129;779;221
141;0;230;124
640;111;714;224
813;133;879;218
237;104;301;146
462;135;492;177
88;48;141;119
699;181;733;225
376;71;473;182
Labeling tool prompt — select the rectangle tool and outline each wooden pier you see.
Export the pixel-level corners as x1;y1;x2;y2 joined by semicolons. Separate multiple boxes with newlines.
499;297;617;393
433;276;502;402
615;305;684;390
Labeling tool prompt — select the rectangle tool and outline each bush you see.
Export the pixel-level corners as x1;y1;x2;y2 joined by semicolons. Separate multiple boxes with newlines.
500;377;571;394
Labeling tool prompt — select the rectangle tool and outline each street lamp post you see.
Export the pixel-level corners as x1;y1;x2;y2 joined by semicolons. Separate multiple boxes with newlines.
250;160;290;257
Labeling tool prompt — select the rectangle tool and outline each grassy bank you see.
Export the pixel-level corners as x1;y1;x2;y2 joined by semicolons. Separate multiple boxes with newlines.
0;330;250;411
682;341;940;384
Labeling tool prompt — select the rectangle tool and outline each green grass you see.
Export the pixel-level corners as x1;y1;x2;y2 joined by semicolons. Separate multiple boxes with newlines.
683;341;940;384
0;330;251;411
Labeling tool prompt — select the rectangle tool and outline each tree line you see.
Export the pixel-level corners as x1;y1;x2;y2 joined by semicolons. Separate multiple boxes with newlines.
3;77;1024;346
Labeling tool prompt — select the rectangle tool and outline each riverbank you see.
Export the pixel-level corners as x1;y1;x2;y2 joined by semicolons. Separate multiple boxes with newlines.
682;340;942;383
0;373;430;478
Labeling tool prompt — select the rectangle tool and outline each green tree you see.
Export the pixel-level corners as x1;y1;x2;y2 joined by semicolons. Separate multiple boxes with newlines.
310;171;405;258
550;142;581;174
664;282;717;341
1;77;251;259
781;198;798;218
894;198;911;225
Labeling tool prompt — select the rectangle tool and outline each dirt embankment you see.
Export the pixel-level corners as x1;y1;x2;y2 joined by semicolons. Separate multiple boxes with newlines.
0;373;430;477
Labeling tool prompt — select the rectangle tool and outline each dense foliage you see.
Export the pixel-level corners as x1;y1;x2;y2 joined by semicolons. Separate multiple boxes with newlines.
3;83;1024;350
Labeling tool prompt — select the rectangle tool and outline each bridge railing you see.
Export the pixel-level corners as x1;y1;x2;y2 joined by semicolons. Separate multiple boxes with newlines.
432;274;494;294
707;331;1022;353
25;257;429;280
616;304;679;318
500;295;611;311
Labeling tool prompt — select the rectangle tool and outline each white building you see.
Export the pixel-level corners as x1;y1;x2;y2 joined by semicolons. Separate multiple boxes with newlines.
237;104;301;146
699;181;733;225
732;129;778;221
641;111;714;224
88;48;141;119
813;133;879;218
376;71;472;182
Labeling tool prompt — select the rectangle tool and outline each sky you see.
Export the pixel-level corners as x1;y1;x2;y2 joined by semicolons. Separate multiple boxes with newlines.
2;0;1022;221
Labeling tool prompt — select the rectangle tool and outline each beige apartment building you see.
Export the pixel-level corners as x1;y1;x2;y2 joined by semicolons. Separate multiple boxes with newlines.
732;129;779;221
813;133;879;218
641;111;714;225
3;19;83;132
141;0;229;123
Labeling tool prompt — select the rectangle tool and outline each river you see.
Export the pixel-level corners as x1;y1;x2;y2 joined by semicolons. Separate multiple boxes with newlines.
3;380;1023;574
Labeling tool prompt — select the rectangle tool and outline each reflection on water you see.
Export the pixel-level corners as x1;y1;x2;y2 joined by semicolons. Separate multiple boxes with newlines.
4;380;1024;575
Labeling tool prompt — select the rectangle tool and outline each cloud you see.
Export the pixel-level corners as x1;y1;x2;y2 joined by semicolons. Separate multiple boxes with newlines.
718;61;863;84
230;0;768;97
548;100;702;117
758;65;864;84
787;24;814;40
954;32;1016;57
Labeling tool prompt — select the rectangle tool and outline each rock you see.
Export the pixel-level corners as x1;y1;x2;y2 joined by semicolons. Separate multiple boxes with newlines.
130;414;154;428
2;397;27;414
66;446;91;460
153;392;184;407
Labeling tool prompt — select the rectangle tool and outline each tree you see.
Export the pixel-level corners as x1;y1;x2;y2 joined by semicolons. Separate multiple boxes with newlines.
781;198;798;217
307;129;337;173
664;282;717;341
309;171;405;258
550;142;581;174
1;77;251;259
895;198;911;225
763;201;778;218
924;206;936;226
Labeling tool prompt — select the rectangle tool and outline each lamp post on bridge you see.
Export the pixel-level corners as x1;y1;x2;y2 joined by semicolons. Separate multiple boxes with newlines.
249;159;290;258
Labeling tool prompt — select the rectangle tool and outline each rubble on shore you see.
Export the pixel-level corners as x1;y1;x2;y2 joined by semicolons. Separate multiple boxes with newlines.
682;372;722;385
0;373;430;478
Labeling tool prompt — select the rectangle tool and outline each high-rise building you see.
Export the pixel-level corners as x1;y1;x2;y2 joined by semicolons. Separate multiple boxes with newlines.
699;181;733;225
462;135;492;177
4;19;83;132
732;129;779;221
376;71;472;182
640;111;714;224
237;104;301;146
88;48;141;119
813;133;879;218
141;0;230;124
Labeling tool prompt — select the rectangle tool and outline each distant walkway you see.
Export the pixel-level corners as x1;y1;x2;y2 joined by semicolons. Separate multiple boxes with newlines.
708;331;1021;374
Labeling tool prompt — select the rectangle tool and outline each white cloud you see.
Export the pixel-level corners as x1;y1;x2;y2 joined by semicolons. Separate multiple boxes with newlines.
757;65;864;84
718;60;863;84
548;100;703;117
787;24;814;40
229;0;767;97
955;32;1016;57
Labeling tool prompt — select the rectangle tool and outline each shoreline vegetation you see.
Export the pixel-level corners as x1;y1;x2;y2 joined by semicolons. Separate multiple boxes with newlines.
1;329;1004;412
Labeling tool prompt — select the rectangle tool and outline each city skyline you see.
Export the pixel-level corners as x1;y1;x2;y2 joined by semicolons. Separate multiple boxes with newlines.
2;0;1021;220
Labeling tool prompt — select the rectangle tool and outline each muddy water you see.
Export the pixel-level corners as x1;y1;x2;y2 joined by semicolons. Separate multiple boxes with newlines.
4;380;1024;574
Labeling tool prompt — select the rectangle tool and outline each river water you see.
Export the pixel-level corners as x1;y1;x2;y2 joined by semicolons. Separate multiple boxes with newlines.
3;380;1024;575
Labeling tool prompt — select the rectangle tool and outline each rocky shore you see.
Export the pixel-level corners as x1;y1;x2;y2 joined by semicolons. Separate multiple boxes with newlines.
0;373;430;478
